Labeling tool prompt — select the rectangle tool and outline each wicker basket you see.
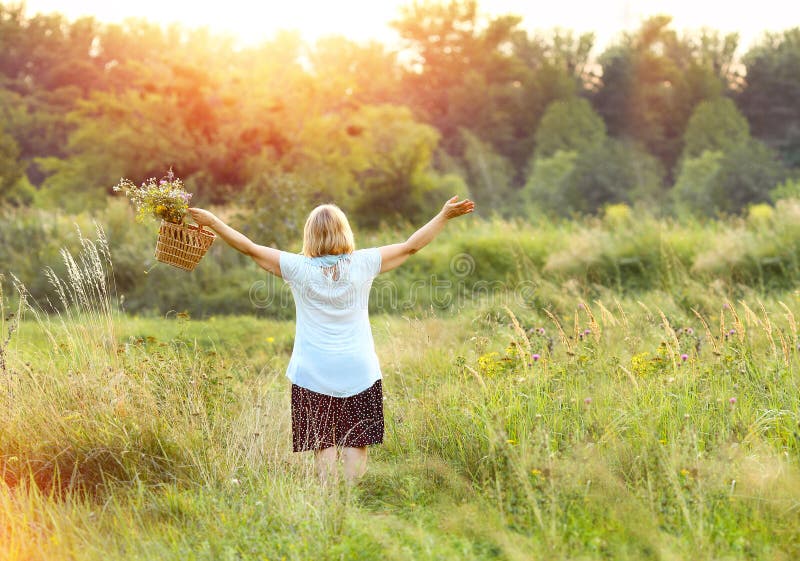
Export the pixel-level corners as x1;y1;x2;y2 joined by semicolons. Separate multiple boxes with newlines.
154;221;216;271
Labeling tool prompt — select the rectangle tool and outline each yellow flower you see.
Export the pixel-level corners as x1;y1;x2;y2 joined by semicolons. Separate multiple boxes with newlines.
266;336;275;343
155;205;167;214
477;351;501;376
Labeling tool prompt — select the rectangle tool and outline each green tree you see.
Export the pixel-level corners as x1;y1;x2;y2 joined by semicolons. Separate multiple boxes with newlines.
524;139;662;216
566;140;663;214
391;1;529;172
673;96;786;215
522;97;646;216
0;126;24;201
673;140;784;215
593;17;682;170
236;171;318;250
533;97;606;159
593;17;739;180
682;98;750;158
671;150;725;213
36;86;213;210
521;149;578;214
309;36;400;108
288;104;448;226
350;105;447;227
460;129;516;213
737;28;800;168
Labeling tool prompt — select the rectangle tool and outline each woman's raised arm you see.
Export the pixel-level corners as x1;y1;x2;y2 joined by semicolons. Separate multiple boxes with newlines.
188;208;282;277
378;196;474;274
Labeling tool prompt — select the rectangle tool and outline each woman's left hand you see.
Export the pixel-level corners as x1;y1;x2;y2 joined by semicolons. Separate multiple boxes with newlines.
440;196;475;220
188;207;217;228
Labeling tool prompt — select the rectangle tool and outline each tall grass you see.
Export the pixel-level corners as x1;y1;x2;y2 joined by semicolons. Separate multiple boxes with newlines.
1;222;799;559
0;226;292;496
375;298;800;559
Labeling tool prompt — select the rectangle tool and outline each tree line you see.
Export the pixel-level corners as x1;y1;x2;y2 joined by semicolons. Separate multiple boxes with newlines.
1;1;799;240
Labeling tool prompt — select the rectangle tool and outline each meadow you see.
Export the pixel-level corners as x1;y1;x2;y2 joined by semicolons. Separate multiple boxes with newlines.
1;225;799;560
2;4;799;558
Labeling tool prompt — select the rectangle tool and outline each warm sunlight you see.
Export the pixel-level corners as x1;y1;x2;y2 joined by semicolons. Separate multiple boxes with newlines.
20;0;800;51
22;0;402;46
3;0;800;558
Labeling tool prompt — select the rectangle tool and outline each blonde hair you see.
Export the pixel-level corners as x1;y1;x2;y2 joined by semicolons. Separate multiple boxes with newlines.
301;204;355;257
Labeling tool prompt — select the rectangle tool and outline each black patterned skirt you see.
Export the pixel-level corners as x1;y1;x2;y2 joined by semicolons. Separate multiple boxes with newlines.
291;380;384;452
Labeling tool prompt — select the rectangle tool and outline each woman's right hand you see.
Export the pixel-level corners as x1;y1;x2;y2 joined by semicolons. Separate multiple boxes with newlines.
440;196;475;220
188;207;218;228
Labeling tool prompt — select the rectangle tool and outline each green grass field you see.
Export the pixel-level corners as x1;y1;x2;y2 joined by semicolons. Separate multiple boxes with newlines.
1;236;800;560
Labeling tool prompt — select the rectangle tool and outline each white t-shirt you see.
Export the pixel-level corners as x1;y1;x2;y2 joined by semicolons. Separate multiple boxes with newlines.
279;248;383;397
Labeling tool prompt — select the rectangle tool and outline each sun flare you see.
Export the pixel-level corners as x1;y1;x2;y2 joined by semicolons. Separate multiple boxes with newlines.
19;0;798;51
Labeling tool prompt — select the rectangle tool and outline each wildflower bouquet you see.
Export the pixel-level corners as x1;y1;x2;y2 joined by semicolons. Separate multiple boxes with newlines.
113;169;192;224
113;169;214;271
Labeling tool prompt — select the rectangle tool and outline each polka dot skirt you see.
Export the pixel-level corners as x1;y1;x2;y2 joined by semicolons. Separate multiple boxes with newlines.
291;380;384;452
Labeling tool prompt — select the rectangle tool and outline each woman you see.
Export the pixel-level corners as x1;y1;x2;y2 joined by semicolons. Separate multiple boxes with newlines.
188;195;474;483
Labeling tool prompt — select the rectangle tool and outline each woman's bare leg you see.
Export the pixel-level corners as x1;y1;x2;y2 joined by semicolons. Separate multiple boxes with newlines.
314;446;338;483
341;447;367;482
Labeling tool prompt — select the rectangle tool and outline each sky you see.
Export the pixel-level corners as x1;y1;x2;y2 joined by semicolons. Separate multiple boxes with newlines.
17;0;800;55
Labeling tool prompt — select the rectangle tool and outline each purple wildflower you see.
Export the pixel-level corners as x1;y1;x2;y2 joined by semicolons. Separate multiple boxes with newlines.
537;327;546;335
685;327;694;335
729;397;737;405
729;329;736;335
680;353;689;362
532;353;541;362
584;397;592;405
584;328;591;336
